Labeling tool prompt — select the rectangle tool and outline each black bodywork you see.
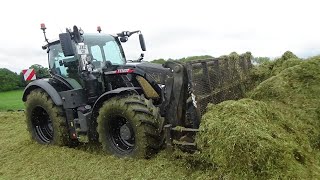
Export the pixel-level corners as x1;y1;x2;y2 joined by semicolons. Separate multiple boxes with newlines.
23;27;197;147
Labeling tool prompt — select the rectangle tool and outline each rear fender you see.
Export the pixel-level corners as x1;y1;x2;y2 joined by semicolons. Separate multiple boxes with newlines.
22;79;63;105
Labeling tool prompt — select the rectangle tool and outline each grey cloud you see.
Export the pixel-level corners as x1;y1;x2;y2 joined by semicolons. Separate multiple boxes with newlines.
147;28;212;47
0;46;47;73
296;48;320;58
0;47;44;59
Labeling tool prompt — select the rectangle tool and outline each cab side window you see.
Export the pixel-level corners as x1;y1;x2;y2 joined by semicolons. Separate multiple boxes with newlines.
49;45;76;77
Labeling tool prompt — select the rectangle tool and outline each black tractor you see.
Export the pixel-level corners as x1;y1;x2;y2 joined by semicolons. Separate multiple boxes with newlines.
22;24;201;158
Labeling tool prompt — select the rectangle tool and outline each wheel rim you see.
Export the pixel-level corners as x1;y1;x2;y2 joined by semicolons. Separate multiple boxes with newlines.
107;115;135;154
31;106;54;143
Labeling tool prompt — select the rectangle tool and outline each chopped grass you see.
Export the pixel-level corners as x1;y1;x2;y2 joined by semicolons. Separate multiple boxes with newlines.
0;112;211;179
0;89;24;111
249;51;302;87
195;54;320;179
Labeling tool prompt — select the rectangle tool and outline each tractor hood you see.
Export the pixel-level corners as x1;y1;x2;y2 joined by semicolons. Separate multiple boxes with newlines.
130;62;171;84
103;62;171;84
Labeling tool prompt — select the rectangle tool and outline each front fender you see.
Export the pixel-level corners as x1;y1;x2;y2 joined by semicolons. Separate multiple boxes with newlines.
87;87;142;142
22;79;63;106
92;87;141;111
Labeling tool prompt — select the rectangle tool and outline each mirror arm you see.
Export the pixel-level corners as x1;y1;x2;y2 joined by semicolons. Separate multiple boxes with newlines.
137;53;144;62
117;30;141;38
42;31;49;44
129;30;140;37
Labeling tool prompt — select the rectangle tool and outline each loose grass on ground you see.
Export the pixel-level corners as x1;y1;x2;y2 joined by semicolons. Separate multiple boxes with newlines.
0;89;24;111
0;112;211;180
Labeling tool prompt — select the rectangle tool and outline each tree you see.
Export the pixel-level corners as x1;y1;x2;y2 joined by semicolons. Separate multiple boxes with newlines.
0;68;20;92
29;64;50;79
150;55;214;64
179;55;213;62
150;58;166;64
19;71;28;87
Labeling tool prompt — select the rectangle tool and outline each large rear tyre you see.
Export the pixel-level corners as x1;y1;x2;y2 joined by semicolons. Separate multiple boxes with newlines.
97;95;164;158
25;89;70;146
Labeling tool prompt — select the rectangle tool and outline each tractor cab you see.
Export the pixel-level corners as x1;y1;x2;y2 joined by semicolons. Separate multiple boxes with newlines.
41;25;148;96
48;33;126;78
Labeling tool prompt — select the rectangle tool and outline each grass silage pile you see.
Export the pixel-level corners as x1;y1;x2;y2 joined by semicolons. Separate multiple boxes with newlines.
195;52;320;179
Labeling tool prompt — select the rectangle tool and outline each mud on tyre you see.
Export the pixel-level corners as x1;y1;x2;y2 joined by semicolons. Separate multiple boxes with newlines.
25;89;70;146
97;95;164;158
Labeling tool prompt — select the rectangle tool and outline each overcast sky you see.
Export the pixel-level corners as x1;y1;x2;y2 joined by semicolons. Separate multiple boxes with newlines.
0;0;319;73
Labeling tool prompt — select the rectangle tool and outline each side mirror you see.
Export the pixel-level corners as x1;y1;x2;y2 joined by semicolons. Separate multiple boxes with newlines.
139;34;146;51
59;33;75;57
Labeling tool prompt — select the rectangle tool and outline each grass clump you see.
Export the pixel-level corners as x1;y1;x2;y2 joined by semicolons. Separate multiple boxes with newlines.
196;55;320;179
250;51;302;86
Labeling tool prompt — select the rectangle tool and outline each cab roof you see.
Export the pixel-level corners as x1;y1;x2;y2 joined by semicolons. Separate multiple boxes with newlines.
42;33;117;50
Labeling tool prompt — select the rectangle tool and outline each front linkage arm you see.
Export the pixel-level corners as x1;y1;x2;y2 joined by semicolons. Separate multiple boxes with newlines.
162;61;199;151
162;61;188;127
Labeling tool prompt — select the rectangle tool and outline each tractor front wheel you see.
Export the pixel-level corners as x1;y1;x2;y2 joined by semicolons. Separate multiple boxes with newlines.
97;95;164;158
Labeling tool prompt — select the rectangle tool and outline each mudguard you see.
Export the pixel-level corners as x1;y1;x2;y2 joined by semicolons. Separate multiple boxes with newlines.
88;87;142;142
22;79;63;105
92;87;141;111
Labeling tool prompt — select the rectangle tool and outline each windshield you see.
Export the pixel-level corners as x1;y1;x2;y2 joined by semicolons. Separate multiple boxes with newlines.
84;34;125;66
48;34;126;76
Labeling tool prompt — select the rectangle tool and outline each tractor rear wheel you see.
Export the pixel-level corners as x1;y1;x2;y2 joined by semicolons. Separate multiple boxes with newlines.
25;89;70;146
97;95;164;158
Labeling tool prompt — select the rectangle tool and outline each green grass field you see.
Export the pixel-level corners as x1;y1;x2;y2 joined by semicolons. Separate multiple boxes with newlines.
0;90;24;111
0;90;202;178
0;112;208;179
0;91;212;179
